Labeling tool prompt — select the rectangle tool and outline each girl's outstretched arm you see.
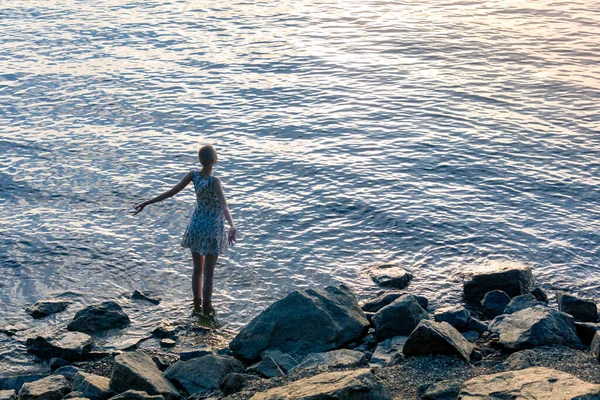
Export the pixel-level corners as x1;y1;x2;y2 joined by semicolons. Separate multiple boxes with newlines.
131;171;194;215
213;177;236;245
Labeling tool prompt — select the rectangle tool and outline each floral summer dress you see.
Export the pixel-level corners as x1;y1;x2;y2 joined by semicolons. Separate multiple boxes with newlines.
181;171;227;255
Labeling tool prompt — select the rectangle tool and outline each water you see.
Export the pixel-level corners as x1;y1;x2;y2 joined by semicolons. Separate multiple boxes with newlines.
1;0;599;375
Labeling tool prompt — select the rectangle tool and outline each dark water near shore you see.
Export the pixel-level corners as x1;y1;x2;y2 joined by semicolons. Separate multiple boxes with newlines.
1;0;599;375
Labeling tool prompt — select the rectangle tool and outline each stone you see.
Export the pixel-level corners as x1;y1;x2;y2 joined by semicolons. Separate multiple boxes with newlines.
159;339;176;348
481;290;511;320
247;356;285;378
417;379;461;400
292;349;367;371
463;262;535;303
433;305;470;331
259;350;298;373
62;392;84;399
403;320;473;361
530;287;549;303
151;356;170;372
49;358;69;372
0;375;47;392
369;265;413;289
503;293;545;314
68;302;130;334
109;351;179;400
459;367;600;399
462;331;480;342
164;354;244;395
53;366;81;381
0;390;16;400
26;300;72;319
489;305;582;350
229;285;369;361
372;294;429;340
575;322;600;345
18;375;71;400
592;332;600;360
370;336;407;367
26;331;93;362
108;391;165;400
502;349;536;371
557;292;599;322
361;291;428;312
73;372;112;400
150;324;177;339
179;346;212;361
466;317;488;333
220;374;259;396
131;290;160;305
249;369;391;400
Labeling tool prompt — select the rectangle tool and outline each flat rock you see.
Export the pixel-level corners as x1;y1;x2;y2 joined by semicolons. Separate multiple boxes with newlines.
229;285;369;361
247;356;285;378
489;305;582;350
292;349;367;371
259;350;297;373
164;354;244;395
433;305;470;331
108;390;165;400
249;369;392;400
592;332;600;361
403;320;473;361
370;336;407;367
131;290;160;305
369;265;413;289
179;346;212;361
463;262;535;303
26;300;72;319
73;372;112;400
18;375;71;400
68;302;130;334
417;379;461;400
160;339;176;348
557;292;599;322
481;290;511;320
220;374;259;396
372;294;429;340
503;293;545;314
459;367;600;399
0;390;16;400
109;351;179;400
362;291;428;312
576;322;600;345
26;331;93;362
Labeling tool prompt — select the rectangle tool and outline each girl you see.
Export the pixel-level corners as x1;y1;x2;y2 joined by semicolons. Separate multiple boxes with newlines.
131;145;236;310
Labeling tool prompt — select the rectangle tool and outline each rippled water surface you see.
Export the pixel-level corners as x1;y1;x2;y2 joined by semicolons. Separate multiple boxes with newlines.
1;0;599;374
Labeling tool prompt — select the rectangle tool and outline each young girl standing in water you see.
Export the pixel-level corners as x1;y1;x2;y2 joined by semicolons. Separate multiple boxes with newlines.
131;145;236;310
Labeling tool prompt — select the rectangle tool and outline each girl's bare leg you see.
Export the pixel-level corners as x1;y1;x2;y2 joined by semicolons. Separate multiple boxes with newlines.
191;252;204;304
203;254;218;307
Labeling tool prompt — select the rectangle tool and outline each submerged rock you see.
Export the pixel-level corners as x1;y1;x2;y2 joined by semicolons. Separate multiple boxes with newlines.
247;356;285;378
73;372;112;400
503;293;545;314
18;375;71;400
372;294;429;340
164;354;244;395
68;302;130;334
403;320;473;361
229;285;369;361
131;290;160;305
463;262;535;303
26;300;72;319
26;331;93;362
370;336;407;367
369;265;413;289
220;374;259;396
481;290;511;320
433;305;470;331
557;292;599;322
292;349;367;371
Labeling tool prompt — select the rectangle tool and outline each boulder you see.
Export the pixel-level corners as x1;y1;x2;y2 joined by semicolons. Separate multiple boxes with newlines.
362;291;428;313
462;331;480;342
220;374;259;396
466;317;488;333
248;369;392;400
459;367;600;399
433;305;470;331
530;287;549;303
575;322;600;345
259;350;297;373
369;265;413;289
63;392;84;399
247;356;285;378
292;349;367;371
18;375;71;400
150;324;177;339
592;332;600;360
179;346;212;361
26;300;71;319
417;380;461;400
403;320;473;361
481;290;511;320
372;294;429;340
0;390;15;400
164;354;244;395
68;302;130;334
557;292;599;322
502;349;536;371
369;336;407;367
53;366;81;381
503;293;545;314
489;305;582;350
109;351;179;400
131;290;160;305
49;358;69;371
26;331;93;361
229;285;369;361
73;372;112;400
463;262;535;303
108;391;165;400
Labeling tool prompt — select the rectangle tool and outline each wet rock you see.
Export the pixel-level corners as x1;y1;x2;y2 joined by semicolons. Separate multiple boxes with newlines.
502;349;535;371
503;293;545;314
18;375;71;400
481;290;511;320
108;391;165;400
0;390;16;400
26;300;72;319
369;265;413;289
459;367;600;399
530;287;548;303
53;366;81;382
109;351;179;400
164;354;244;395
220;374;259;396
247;356;285;378
403;320;473;361
159;339;175;348
179;346;212;361
260;350;297;373
557;292;599;322
131;290;160;305
73;372;112;400
433;305;470;331
67;302;130;334
417;379;461;400
372;294;429;340
592;332;600;361
361;291;428;313
151;356;171;372
466;317;488;333
292;349;367;371
150;324;177;340
251;369;391;400
489;305;582;350
229;285;369;361
26;331;93;362
463;262;535;303
575;322;600;345
369;336;407;367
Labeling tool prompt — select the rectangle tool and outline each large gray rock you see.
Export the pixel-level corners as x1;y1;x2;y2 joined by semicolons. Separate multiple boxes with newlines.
459;367;600;399
370;336;407;367
433;305;470;331
372;294;429;340
292;349;367;371
259;350;297;373
362;291;428;312
220;374;259;396
53;366;81;381
503;293;545;314
0;375;47;393
481;290;511;320
417;380;461;400
369;265;413;289
557;292;599;322
463;263;535;303
229;285;369;361
0;390;15;400
26;300;71;319
247;356;285;378
489;305;582;350
108;391;164;400
18;375;71;400
179;345;212;361
249;369;392;400
68;302;130;334
26;331;93;362
164;354;244;395
592;332;600;361
109;352;179;400
73;373;112;400
502;349;536;371
576;322;600;345
403;320;473;361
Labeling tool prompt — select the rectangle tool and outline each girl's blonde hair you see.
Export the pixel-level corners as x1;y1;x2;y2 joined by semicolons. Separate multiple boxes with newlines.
198;145;217;166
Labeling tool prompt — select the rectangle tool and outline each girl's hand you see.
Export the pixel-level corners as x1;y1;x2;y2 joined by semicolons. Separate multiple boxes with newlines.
130;202;147;216
228;227;237;246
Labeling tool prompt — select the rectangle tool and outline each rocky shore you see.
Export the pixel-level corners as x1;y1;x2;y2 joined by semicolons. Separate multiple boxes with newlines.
2;262;600;399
